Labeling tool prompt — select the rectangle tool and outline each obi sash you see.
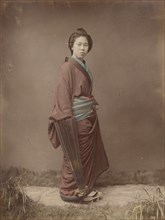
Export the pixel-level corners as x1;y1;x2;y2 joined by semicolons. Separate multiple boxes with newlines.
72;96;98;121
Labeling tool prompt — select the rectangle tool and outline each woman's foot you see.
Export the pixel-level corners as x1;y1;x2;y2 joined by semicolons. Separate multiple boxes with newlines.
60;193;82;203
81;190;102;203
60;190;102;203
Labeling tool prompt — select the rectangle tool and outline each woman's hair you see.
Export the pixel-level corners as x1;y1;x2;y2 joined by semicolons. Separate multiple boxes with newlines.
68;28;93;54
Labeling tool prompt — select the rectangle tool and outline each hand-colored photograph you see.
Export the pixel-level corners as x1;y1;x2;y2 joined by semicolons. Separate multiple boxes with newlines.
1;0;164;219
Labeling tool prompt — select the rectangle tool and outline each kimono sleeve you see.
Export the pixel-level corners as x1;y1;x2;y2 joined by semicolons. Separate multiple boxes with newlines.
48;64;73;148
52;64;73;121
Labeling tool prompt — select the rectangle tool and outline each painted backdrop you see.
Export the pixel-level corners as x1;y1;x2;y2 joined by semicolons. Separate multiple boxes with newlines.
1;0;164;172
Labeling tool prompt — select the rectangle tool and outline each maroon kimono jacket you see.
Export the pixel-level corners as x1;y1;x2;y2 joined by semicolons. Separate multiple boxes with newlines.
48;57;109;196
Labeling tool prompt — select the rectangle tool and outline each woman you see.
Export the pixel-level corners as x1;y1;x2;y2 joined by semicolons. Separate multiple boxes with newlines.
48;28;109;203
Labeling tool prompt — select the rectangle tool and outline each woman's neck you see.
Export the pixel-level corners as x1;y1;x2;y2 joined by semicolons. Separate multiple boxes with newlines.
72;54;84;62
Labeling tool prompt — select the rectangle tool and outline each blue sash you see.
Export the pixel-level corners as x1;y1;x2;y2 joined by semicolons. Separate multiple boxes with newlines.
72;96;98;121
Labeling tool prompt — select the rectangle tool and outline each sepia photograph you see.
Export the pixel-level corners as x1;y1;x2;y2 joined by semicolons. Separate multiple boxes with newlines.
0;0;165;219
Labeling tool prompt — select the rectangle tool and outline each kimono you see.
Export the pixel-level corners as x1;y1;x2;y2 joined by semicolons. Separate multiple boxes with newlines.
48;56;109;199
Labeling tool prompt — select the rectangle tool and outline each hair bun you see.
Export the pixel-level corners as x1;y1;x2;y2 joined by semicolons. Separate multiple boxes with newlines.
76;28;87;35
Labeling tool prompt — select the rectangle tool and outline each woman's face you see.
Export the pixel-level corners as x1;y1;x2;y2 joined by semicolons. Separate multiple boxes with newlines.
71;36;89;60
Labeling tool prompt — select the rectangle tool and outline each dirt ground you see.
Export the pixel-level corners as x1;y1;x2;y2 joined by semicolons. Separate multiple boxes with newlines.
24;184;165;208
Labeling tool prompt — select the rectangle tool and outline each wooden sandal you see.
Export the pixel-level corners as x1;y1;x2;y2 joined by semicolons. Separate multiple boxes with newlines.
81;190;102;203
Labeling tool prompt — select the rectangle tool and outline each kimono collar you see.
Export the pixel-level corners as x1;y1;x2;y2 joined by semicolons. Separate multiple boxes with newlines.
65;56;92;85
72;55;86;67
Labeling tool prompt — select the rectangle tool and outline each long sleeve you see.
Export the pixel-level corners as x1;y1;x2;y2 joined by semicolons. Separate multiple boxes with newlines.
51;75;73;121
48;63;73;148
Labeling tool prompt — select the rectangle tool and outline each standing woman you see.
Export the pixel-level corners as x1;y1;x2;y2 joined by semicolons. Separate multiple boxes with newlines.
48;28;109;203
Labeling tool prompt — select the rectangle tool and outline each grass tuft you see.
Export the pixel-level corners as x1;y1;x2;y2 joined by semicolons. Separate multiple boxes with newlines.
0;174;36;219
126;187;165;220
